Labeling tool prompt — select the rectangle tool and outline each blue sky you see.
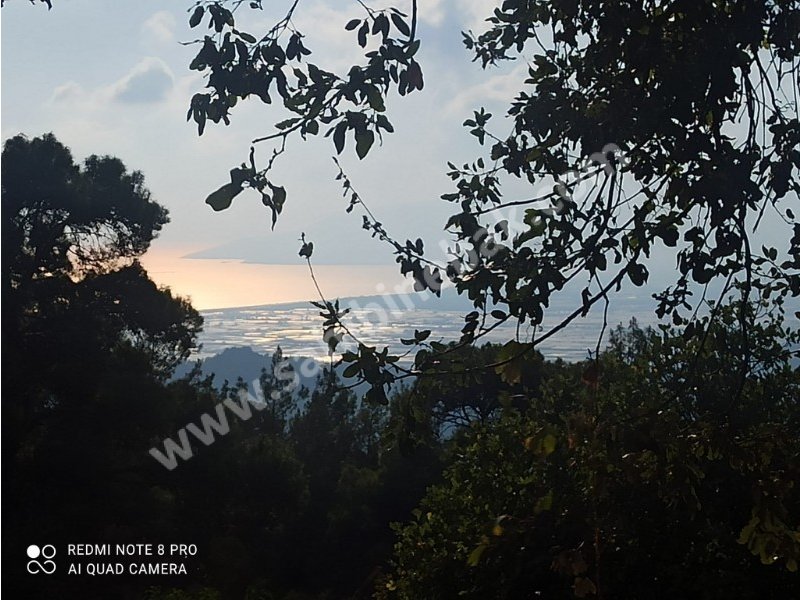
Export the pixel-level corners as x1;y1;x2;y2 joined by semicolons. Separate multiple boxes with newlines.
1;2;513;254
3;1;792;311
1;0;540;306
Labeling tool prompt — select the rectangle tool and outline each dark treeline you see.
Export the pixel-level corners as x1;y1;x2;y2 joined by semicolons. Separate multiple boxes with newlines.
3;134;800;599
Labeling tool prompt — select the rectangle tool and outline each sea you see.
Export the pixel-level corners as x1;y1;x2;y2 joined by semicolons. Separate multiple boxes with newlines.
193;290;656;363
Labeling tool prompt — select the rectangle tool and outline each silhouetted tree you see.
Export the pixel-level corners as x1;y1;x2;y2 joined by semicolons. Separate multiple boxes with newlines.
2;134;202;600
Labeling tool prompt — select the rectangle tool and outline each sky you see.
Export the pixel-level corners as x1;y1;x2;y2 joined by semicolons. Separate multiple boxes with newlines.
3;1;793;312
1;0;526;309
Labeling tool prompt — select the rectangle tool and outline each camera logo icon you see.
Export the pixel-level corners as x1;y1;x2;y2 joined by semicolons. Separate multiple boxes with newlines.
26;544;56;574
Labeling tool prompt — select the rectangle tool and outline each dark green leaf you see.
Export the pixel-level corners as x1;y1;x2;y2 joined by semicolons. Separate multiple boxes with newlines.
342;363;360;378
355;130;375;159
299;240;314;258
189;6;204;28
391;13;410;36
238;30;256;43
333;122;347;154
357;22;369;47
205;182;243;212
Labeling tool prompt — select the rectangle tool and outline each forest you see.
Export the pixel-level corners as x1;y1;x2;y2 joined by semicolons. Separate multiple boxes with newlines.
2;0;799;599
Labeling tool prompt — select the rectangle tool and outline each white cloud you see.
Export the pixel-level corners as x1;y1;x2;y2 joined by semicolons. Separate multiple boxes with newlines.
458;0;502;33
110;57;174;104
416;0;446;27
49;57;175;110
287;2;364;73
142;10;176;44
388;0;498;31
50;81;85;103
444;62;527;118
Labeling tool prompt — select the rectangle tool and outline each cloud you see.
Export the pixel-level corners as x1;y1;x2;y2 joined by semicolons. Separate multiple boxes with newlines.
284;2;363;73
396;0;498;31
50;81;85;103
280;0;448;71
110;57;174;104
142;10;176;44
417;0;446;27
444;62;527;117
458;0;502;33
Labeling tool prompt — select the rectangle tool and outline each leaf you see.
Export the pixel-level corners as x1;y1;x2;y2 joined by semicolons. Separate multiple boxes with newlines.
367;88;385;112
406;60;424;91
189;6;204;28
541;434;557;456
373;13;389;38
415;329;431;342
659;226;679;247
526;432;557;458
276;117;300;130
345;18;361;31
333;122;346;154
494;341;532;384
270;183;287;210
355;130;375;159
342;363;360;378
628;262;649;286
376;114;394;133
365;385;388;406
261;183;286;229
391;13;410;36
467;543;487;567
299;240;314;258
237;30;256;43
357;22;369;48
229;166;252;187
205;182;243;211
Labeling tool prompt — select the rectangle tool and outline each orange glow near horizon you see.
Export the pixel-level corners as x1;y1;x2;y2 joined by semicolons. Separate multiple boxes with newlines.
140;245;404;311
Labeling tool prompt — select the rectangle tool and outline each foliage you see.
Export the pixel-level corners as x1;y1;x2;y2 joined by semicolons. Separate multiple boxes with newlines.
383;341;545;455
1;0;52;8
1;134;201;598
382;307;800;598
2;134;201;379
2;133;168;281
183;0;420;226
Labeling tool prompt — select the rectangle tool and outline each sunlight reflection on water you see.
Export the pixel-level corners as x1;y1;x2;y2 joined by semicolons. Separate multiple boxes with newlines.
196;296;655;363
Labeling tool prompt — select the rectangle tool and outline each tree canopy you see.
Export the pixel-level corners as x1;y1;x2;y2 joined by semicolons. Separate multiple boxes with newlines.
1;133;198;379
2;133;167;281
382;307;800;598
